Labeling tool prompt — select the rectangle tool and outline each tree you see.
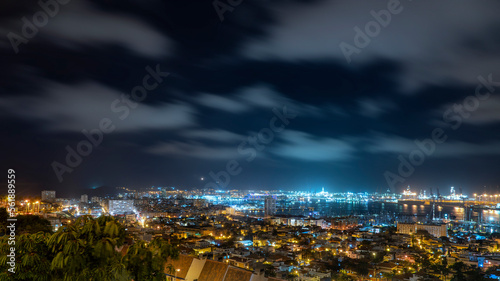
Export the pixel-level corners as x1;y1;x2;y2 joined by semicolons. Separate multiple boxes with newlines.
263;264;276;277
439;257;450;281
0;232;53;281
327;258;342;277
16;215;52;234
372;251;385;263
352;260;369;278
124;238;178;281
463;267;486;281
48;216;129;281
450;261;480;281
440;236;450;243
0;215;177;280
359;240;372;250
333;272;354;281
0;208;8;234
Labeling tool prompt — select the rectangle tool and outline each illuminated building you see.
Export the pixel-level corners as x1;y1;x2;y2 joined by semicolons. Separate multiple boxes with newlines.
41;190;56;202
264;196;276;217
108;199;135;215
397;222;448;238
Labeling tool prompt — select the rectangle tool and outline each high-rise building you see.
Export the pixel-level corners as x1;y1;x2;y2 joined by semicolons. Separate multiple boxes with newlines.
41;190;56;202
264;196;276;217
396;222;448;238
80;194;88;203
108;200;135;215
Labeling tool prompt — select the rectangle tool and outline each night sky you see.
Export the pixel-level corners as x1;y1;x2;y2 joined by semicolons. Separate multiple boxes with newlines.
1;0;500;197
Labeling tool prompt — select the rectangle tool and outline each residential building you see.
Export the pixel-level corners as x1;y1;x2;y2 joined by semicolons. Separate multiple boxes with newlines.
41;190;56;202
397;222;448;238
108;199;135;215
264;196;276;217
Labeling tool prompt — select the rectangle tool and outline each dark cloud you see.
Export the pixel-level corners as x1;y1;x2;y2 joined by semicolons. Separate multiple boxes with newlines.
449;96;500;125
1;0;171;57
241;0;500;91
145;141;241;160
180;129;244;143
357;98;396;118
272;130;355;161
0;82;197;131
1;0;499;195
194;92;250;113
365;134;500;157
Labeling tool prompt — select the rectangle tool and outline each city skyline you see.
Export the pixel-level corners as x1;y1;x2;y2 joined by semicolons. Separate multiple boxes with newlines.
2;1;500;197
4;1;500;280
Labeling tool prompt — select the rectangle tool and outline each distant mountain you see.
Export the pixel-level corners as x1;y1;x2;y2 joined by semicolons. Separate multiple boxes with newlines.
85;185;119;197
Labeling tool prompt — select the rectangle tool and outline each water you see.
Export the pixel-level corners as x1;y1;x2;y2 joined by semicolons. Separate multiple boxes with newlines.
270;201;500;224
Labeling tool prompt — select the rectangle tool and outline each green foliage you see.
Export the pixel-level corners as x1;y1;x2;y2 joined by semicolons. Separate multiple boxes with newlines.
0;232;53;281
450;261;488;281
47;216;128;281
262;264;276;277
123;238;179;281
416;229;431;238
0;211;52;235
0;216;177;281
0;208;8;218
0;208;8;235
352;260;369;276
16;215;53;234
371;251;385;263
332;272;354;281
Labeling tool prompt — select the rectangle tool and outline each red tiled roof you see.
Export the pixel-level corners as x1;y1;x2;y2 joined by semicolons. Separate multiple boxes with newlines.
224;267;252;281
198;259;229;281
164;254;194;279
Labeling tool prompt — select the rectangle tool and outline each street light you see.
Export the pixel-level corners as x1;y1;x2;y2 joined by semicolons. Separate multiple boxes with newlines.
174;268;180;280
